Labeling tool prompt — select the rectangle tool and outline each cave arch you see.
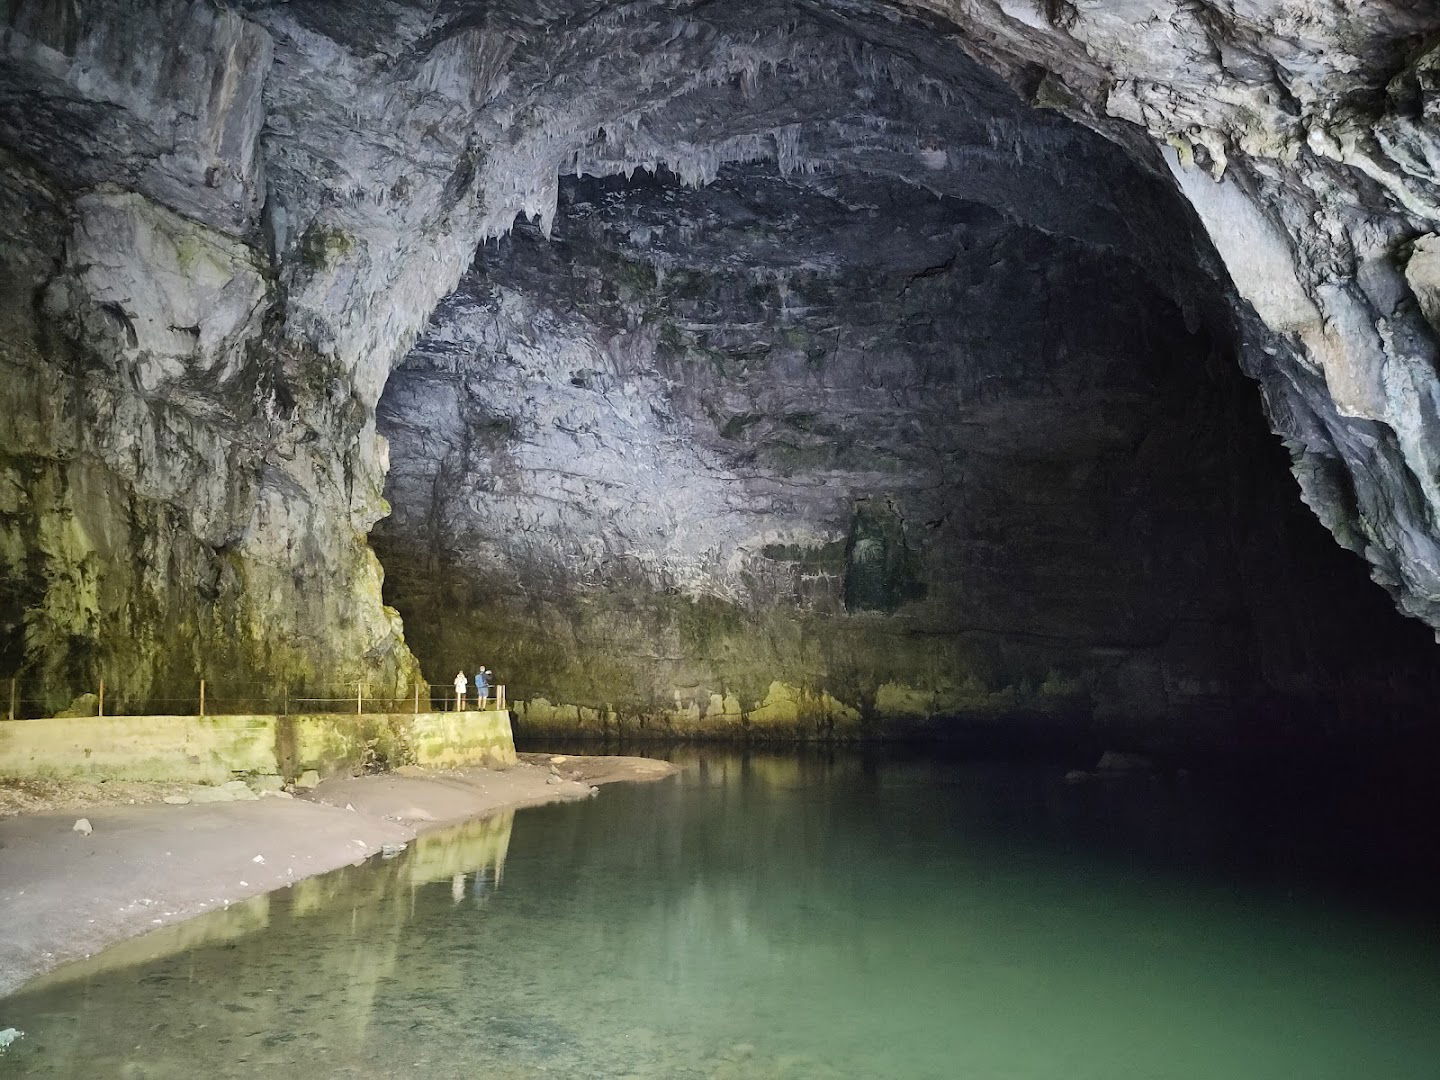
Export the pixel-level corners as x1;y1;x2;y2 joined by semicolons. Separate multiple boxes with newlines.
1;0;1437;734
363;2;1435;741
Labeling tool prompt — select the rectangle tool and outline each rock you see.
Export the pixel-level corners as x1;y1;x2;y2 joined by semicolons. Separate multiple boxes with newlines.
380;842;407;858
295;771;321;790
260;789;294;800
72;818;92;836
249;775;285;793
0;1028;22;1052
186;786;235;804
251;854;265;864
55;694;99;719
1096;752;1154;774
162;795;191;805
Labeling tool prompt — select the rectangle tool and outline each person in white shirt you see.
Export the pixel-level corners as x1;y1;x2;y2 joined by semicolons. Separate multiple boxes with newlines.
453;670;467;711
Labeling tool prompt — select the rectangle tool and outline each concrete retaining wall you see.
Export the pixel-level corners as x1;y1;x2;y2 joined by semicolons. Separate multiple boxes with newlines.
0;710;515;785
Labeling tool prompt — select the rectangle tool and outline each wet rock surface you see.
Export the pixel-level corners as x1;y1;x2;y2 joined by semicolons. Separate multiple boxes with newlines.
1;0;1437;736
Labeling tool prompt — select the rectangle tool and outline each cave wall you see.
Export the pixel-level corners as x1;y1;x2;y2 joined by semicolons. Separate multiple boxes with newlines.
0;0;1437;730
373;166;1438;740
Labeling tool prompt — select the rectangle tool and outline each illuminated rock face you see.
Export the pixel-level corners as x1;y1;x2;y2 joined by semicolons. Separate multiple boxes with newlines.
371;165;1433;737
1;0;1437;734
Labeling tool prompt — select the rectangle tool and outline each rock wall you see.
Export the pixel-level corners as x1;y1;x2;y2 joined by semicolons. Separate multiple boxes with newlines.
2;0;1438;736
0;0;432;710
374;166;1439;740
0;709;515;784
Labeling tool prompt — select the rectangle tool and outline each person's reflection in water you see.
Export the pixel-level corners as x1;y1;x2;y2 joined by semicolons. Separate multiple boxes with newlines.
451;872;466;903
472;866;493;905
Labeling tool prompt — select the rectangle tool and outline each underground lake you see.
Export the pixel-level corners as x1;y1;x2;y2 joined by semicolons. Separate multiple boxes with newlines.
4;746;1440;1079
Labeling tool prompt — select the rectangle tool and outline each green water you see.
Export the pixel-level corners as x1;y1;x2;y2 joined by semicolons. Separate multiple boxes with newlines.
3;750;1440;1078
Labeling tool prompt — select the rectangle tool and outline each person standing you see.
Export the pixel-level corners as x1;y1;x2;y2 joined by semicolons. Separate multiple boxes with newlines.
453;670;467;711
475;667;490;709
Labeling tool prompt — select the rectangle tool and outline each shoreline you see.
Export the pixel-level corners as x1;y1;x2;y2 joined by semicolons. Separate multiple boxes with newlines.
0;754;676;999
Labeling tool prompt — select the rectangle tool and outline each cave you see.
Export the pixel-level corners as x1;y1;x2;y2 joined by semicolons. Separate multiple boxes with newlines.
360;3;1437;747
373;156;1431;746
2;0;1438;745
7;0;1440;1073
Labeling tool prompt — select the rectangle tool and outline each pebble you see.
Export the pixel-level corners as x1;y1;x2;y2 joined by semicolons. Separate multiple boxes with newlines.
252;854;265;864
163;795;191;805
72;818;92;836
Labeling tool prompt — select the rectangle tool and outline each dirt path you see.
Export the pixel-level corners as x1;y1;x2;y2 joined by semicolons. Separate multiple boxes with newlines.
0;756;676;998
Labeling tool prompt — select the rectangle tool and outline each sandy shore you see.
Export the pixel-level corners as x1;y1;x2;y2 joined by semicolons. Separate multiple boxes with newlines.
0;754;675;998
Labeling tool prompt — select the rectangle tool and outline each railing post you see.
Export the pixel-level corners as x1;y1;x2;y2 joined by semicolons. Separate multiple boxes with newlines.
97;678;105;718
414;682;420;714
199;679;206;718
282;684;289;716
498;684;506;710
356;680;363;716
8;678;15;721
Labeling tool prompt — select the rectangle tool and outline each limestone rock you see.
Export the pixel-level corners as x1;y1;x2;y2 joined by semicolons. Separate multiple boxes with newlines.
1405;236;1440;335
1095;752;1154;774
72;818;92;836
186;786;235;804
54;695;99;719
295;770;321;790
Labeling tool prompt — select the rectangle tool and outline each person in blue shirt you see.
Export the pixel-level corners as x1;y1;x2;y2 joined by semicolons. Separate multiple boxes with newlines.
474;667;490;708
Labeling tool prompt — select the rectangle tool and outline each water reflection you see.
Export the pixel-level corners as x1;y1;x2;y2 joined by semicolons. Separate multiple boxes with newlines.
4;811;513;1076
4;752;1440;1079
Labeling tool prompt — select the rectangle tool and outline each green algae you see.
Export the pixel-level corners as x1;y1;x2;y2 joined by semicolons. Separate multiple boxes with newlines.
298;223;357;270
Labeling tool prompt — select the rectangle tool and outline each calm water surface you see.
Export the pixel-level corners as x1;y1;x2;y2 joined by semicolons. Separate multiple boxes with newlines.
3;748;1440;1078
